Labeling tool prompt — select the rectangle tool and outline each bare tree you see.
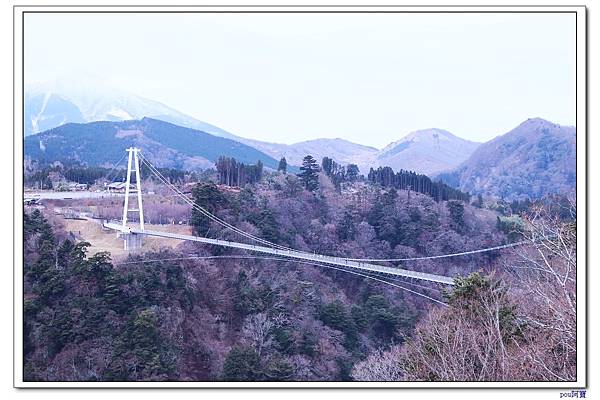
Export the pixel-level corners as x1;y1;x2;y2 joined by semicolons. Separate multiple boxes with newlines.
506;197;577;381
241;313;286;358
397;274;521;381
351;346;404;381
355;198;578;382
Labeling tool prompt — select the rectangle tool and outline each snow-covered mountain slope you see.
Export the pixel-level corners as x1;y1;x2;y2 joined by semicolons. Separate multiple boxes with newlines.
24;77;237;139
24;92;86;135
376;128;480;176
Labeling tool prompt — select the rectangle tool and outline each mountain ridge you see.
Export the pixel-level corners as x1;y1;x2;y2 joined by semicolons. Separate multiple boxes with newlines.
436;117;576;200
376;128;481;176
237;137;379;173
24;80;576;196
24;78;482;176
24;117;281;171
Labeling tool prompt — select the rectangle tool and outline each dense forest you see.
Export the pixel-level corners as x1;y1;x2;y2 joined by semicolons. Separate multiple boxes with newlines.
23;159;576;382
368;166;470;202
215;156;264;187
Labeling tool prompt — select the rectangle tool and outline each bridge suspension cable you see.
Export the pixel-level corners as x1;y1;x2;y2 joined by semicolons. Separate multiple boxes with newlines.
138;153;295;252
103;153;128;184
105;149;548;290
340;240;531;262
118;254;443;293
139;151;533;263
118;254;448;306
109;225;455;284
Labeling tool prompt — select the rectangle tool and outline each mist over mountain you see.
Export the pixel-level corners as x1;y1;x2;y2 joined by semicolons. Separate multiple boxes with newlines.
436;118;576;200
24;77;238;139
24;93;86;135
24;118;280;171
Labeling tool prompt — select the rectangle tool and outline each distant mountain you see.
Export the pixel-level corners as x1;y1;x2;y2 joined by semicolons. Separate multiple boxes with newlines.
24;93;86;135
24;77;238;139
376;128;480;176
24;118;281;171
238;137;379;174
436;118;576;200
240;130;480;177
24;78;488;177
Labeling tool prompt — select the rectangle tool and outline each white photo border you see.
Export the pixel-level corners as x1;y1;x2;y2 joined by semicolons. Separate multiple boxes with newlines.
13;4;587;389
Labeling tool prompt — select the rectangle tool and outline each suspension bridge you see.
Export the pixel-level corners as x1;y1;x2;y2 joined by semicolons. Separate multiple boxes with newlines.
101;148;531;301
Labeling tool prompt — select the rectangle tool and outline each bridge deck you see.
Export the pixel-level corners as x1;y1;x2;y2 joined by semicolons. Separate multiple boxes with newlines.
105;222;455;285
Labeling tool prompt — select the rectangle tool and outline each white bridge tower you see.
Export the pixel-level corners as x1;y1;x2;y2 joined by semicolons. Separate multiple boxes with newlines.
119;147;145;251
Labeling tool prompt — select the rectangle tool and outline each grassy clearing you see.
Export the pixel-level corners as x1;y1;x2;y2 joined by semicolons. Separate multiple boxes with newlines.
60;216;192;259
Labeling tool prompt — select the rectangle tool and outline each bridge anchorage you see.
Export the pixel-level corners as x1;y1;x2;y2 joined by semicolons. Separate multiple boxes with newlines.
102;148;532;288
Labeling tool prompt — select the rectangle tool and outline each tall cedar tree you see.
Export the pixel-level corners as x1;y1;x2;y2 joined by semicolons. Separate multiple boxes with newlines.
190;183;226;236
278;157;287;174
346;164;360;181
447;200;466;233
215;156;263;187
298;155;320;192
368;166;470;202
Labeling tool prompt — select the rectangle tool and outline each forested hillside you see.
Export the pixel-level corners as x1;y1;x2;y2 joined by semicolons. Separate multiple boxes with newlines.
24;171;511;381
436;118;576;200
353;200;576;381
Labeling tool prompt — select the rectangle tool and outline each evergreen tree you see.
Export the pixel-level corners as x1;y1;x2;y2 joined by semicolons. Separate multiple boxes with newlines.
215;156;264;186
277;157;287;174
321;157;347;190
496;215;525;242
107;308;176;380
337;208;357;241
191;183;226;236
447;200;466;233
298;155;320;192
346;164;360;181
255;160;264;182
474;193;484;208
321;157;334;176
257;208;281;244
367;165;470;202
318;301;358;350
221;346;261;381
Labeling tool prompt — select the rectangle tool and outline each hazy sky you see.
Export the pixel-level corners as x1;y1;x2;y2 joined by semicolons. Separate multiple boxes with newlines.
24;12;576;147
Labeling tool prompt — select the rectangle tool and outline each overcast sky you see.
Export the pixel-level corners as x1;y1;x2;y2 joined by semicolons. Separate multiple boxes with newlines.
24;12;576;147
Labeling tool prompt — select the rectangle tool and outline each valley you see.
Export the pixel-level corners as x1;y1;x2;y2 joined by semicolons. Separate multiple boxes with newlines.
18;7;582;387
23;152;577;381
